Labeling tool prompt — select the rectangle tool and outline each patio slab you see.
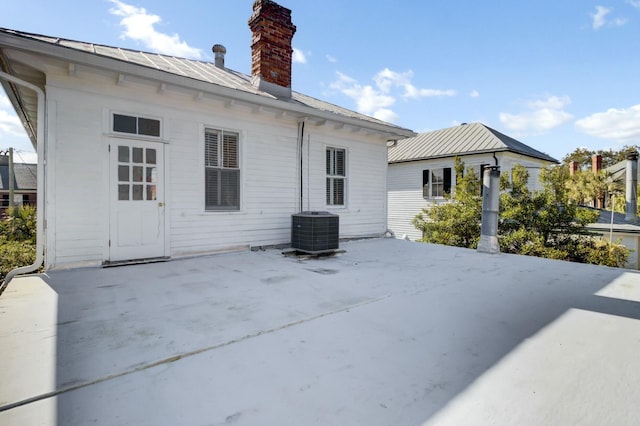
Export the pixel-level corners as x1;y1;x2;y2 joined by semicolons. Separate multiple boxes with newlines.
1;238;640;425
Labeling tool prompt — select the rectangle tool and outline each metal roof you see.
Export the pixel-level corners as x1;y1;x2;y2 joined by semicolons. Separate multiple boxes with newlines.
0;163;37;191
0;28;415;139
388;122;558;164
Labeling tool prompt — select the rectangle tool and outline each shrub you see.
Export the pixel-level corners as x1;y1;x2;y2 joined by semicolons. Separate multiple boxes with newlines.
0;236;36;282
0;205;38;282
0;205;37;242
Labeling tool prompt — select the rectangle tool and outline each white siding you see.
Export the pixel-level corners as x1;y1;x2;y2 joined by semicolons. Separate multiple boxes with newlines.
387;153;555;242
305;129;388;238
41;60;390;268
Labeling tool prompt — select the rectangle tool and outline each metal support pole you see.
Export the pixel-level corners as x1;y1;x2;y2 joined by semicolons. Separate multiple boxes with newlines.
477;166;501;254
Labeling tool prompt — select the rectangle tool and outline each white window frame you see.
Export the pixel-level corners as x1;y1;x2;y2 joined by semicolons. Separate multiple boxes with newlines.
326;146;347;207
430;169;444;198
111;112;163;139
423;167;452;199
204;128;241;212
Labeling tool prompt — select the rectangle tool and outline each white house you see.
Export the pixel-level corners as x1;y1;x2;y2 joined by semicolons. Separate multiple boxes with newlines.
0;0;414;271
388;122;558;241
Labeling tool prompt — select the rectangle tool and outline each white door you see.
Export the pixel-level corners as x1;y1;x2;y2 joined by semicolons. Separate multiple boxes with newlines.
109;139;165;262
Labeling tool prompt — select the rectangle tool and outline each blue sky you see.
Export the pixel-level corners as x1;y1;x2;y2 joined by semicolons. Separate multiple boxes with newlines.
1;0;640;163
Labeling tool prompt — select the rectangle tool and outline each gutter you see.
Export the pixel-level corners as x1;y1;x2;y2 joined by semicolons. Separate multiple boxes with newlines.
0;70;45;290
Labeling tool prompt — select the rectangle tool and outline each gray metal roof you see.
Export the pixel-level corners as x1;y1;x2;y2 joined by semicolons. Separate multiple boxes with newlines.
388;122;558;164
0;28;414;139
0;163;37;191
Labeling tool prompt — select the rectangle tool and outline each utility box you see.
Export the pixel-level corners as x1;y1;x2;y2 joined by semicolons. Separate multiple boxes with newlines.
291;211;339;254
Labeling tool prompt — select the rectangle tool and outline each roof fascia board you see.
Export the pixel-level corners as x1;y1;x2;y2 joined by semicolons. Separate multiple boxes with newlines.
389;149;511;164
389;147;557;165
0;31;415;140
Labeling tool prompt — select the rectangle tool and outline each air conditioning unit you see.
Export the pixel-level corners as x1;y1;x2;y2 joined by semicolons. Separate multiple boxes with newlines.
291;211;339;254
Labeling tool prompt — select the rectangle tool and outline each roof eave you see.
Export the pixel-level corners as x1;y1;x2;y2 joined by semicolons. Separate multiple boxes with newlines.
0;30;415;140
389;147;558;164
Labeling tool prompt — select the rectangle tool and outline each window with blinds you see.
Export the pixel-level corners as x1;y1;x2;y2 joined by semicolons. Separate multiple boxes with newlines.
205;129;240;211
326;147;346;206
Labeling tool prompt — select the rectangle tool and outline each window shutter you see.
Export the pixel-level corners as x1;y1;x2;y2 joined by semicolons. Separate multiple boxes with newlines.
443;168;452;194
422;169;430;198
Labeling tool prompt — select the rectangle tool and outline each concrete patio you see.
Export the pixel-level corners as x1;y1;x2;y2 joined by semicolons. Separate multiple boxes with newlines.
1;238;640;425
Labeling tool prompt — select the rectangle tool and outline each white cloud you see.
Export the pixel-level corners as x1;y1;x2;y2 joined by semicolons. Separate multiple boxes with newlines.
373;68;456;99
326;54;337;63
404;85;457;99
627;0;640;9
500;95;574;132
374;109;399;123
329;69;456;123
592;6;611;29
292;48;307;64
0;108;25;137
591;5;627;29
527;95;571;110
470;90;480;98
330;72;395;118
575;104;640;140
109;0;202;59
0;92;10;108
0;91;34;159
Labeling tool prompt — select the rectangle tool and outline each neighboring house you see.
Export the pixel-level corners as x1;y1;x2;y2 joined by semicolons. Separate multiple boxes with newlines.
0;157;37;215
0;0;414;270
586;209;640;269
583;153;640;269
388;122;558;241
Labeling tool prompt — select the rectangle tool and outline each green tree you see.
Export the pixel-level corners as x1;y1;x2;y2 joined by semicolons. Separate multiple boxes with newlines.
413;157;481;248
562;145;640;169
413;161;630;268
562;147;594;170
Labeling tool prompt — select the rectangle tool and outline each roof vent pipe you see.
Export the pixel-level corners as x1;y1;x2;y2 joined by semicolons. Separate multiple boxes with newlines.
212;44;226;68
625;151;638;222
477;166;501;254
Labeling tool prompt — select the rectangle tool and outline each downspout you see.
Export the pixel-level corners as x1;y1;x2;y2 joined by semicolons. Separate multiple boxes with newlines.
0;71;46;289
493;152;499;166
297;118;306;212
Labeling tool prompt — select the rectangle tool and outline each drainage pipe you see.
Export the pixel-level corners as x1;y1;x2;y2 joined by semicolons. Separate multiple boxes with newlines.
297;118;306;212
0;71;45;289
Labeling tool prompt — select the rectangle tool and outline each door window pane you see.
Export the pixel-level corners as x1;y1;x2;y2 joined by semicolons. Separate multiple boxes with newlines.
132;166;143;182
118;184;129;200
146;148;156;164
146;167;157;183
132;185;143;200
147;185;157;201
132;147;143;163
118;146;129;162
118;165;129;182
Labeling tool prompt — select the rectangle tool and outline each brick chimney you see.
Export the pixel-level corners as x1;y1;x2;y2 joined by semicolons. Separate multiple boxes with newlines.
592;154;602;175
569;161;579;176
248;0;296;98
